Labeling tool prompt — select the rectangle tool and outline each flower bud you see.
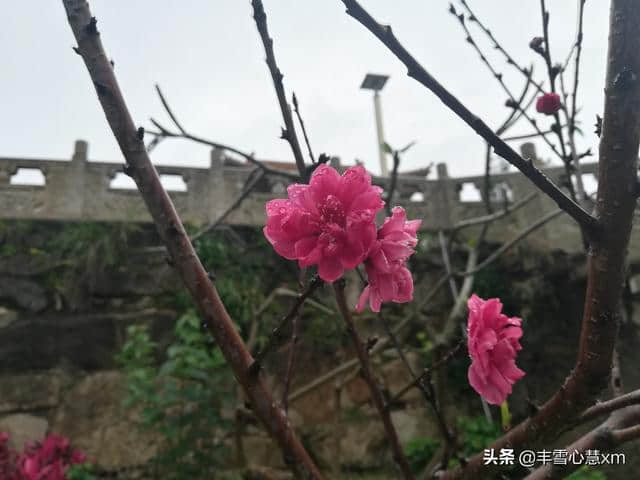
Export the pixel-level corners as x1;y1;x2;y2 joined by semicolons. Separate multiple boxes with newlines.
536;92;562;115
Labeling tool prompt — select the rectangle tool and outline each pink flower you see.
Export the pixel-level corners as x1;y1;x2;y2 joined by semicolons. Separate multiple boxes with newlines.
357;264;414;313
535;92;561;115
356;207;421;312
466;294;525;405
70;449;87;465
264;165;384;282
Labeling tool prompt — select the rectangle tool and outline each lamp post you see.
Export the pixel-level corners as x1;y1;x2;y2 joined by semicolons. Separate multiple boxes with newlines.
360;73;390;176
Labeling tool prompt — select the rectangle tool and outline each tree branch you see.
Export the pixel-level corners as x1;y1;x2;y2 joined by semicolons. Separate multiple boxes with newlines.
251;0;308;179
340;0;598;233
333;281;415;479
292;92;316;164
149;86;300;181
61;2;323;477
439;0;640;476
250;275;323;372
190;168;266;242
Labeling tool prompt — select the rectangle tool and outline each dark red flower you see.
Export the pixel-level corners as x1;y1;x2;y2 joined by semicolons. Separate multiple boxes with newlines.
536;92;562;115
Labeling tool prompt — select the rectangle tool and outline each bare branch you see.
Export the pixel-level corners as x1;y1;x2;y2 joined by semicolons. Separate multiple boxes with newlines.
333;281;415;479
579;389;640;424
457;0;545;95
190;168;266;242
442;191;538;234
457;208;564;278
282;309;301;412
385;151;401;215
250;275;323;373
440;0;640;476
292;92;316;164
251;0;308;178
61;2;323;477
340;0;598;233
149;88;300;181
449;7;565;162
155;84;187;135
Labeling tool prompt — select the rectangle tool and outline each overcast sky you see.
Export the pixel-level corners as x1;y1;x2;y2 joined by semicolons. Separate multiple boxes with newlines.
2;1;610;179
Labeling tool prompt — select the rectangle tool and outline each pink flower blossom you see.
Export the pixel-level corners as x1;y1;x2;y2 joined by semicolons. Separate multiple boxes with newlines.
466;294;525;405
356;207;421;312
12;433;88;480
535;92;562;115
264;165;384;282
357;264;414;313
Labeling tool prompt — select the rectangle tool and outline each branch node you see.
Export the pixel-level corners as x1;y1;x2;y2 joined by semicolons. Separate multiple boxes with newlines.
85;16;98;35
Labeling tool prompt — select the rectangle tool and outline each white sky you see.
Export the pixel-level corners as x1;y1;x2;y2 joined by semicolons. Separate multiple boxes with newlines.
2;1;609;178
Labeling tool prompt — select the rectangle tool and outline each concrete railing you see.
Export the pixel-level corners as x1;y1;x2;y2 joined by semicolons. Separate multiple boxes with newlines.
1;140;617;257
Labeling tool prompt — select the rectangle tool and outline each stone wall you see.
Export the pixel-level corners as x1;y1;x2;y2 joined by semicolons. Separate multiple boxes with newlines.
2;140;629;258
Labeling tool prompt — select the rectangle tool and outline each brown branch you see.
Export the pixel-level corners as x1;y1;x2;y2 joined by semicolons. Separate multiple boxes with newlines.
250;275;323;372
579;389;640;424
456;208;564;278
538;0;577;202
386;340;463;407
503;128;563;142
292;92;315;164
439;0;640;477
570;0;586;135
251;0;307;179
190;168;266;242
61;2;323;478
443;191;538;234
457;0;546;95
449;7;564;162
148;90;300;182
525;405;640;479
333;281;415;479
386;151;401;215
282;310;301;412
340;0;598;233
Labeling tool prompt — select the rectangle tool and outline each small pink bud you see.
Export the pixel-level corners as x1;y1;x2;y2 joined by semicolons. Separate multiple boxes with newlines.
536;92;562;115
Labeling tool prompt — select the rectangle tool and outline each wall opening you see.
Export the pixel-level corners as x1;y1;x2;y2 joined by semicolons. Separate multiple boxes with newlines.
458;182;482;203
409;191;425;202
10;168;46;186
490;182;514;203
109;172;137;190
160;174;188;192
575;173;598;197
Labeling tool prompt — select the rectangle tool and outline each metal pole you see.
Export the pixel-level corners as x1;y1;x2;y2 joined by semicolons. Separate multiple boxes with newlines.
373;91;389;177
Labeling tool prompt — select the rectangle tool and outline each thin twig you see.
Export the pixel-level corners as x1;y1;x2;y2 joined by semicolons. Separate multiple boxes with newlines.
503;128;564;142
333;281;415;480
458;0;546;94
292;92;315;164
250;275;322;373
386;340;463;406
538;0;576;202
251;0;307;179
149;86;300;181
438;191;538;234
449;8;564;162
456;209;564;278
340;0;598;233
386;151;401;215
190;168;266;242
282;310;301;412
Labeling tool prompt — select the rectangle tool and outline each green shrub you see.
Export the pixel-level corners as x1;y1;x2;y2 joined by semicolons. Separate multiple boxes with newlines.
404;436;440;472
117;312;235;479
